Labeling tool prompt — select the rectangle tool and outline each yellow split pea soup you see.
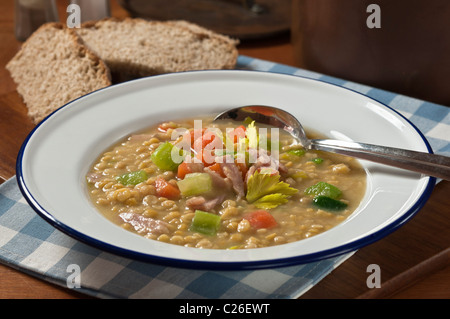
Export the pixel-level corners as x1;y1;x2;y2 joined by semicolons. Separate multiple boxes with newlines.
86;116;366;249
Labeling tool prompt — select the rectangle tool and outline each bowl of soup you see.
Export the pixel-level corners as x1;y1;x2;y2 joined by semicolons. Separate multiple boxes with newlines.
16;70;435;269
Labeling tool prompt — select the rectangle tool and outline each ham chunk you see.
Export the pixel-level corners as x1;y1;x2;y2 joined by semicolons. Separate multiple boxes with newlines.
245;149;287;182
184;162;205;173
217;155;245;199
186;195;225;211
204;166;232;191
119;212;169;235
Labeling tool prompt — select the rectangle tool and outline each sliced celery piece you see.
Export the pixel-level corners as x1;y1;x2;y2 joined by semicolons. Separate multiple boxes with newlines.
177;173;213;197
151;142;183;171
304;181;342;199
287;148;306;157
190;210;221;236
116;170;148;186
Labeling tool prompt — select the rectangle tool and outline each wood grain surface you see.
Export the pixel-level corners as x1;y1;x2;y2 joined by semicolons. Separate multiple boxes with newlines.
0;0;448;299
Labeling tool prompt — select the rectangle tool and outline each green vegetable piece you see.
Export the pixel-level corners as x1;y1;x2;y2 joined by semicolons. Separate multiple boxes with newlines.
190;210;221;236
252;193;290;209
246;121;258;150
287;148;306;157
311;157;324;164
312;195;348;212
280;148;305;161
177;172;213;197
305;181;342;199
116;170;148;186
246;170;298;209
150;142;184;171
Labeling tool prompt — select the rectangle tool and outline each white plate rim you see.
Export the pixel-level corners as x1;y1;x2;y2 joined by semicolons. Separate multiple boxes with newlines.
16;69;436;270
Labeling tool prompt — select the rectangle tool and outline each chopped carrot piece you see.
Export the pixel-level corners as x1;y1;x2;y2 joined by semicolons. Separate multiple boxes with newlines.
243;210;277;229
202;131;216;148
231;125;246;143
191;128;222;166
190;128;206;145
195;149;215;166
154;178;180;199
208;162;225;177
193;129;216;150
177;161;192;179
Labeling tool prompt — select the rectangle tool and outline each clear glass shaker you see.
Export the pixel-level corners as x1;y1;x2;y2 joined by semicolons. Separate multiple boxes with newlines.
69;0;110;22
14;0;59;41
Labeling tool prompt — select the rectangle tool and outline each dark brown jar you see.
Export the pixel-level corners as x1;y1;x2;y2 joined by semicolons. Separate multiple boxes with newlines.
291;0;450;106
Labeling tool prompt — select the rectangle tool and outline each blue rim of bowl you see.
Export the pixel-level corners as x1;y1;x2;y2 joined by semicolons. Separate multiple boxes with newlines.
16;69;437;270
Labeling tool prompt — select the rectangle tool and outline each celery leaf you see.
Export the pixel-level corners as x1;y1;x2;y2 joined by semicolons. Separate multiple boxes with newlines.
246;170;298;208
253;193;290;209
246;120;258;150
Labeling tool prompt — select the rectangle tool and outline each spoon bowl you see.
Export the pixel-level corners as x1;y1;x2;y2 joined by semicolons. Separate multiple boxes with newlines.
215;105;450;180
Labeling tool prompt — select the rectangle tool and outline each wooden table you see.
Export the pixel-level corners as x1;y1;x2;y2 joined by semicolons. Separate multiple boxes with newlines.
0;1;448;299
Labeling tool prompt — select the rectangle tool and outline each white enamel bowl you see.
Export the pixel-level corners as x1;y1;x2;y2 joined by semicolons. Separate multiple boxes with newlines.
16;70;435;270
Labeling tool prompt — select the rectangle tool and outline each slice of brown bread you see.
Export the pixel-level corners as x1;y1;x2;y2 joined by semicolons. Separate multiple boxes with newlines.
6;23;111;124
77;18;239;81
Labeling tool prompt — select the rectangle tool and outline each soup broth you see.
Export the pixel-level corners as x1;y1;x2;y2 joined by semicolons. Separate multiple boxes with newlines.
86;116;366;249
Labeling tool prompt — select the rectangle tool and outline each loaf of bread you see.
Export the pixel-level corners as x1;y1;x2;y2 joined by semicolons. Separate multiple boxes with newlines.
7;18;239;124
77;18;239;80
6;23;111;124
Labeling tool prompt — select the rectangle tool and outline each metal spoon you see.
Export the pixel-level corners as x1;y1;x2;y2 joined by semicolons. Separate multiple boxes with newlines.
214;105;450;181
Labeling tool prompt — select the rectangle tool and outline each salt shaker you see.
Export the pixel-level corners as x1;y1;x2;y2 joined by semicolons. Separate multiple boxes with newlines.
14;0;59;41
70;0;110;22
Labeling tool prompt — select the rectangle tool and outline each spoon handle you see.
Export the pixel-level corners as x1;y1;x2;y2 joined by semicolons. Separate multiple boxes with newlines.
310;139;450;181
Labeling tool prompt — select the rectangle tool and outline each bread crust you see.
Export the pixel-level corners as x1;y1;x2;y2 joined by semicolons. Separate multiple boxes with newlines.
77;18;239;79
7;22;111;124
7;18;239;124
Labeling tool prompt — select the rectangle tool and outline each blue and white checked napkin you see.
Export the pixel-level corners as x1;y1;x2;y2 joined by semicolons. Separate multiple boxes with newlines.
1;56;449;299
